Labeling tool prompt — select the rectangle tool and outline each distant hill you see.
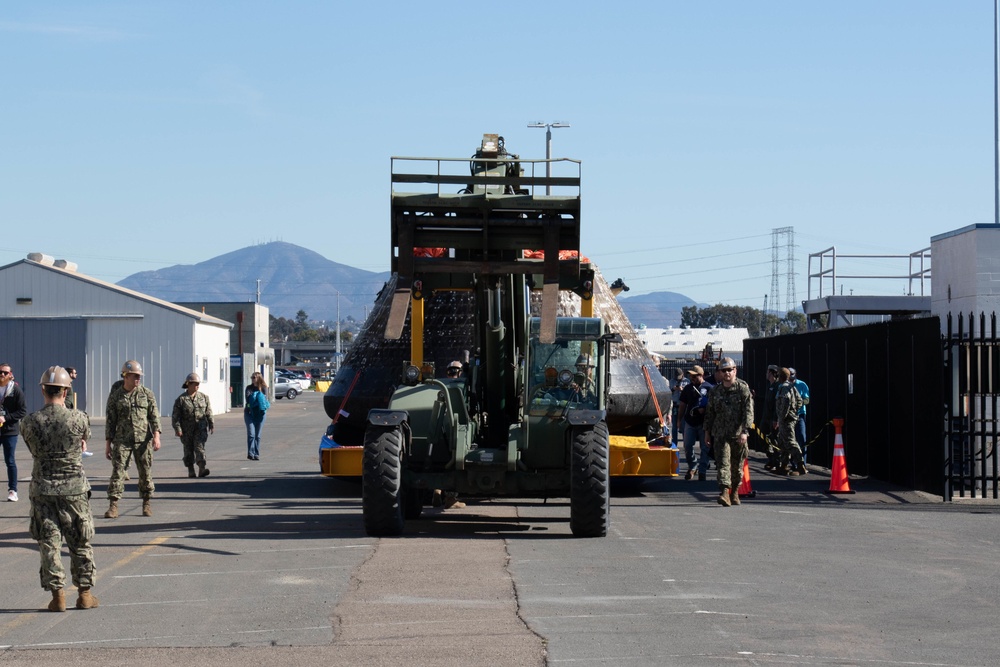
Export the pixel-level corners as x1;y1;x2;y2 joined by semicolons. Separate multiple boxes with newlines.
117;241;391;322
616;291;700;329
118;241;702;327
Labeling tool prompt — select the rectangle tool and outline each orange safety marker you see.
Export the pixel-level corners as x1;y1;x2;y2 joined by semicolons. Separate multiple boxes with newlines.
737;457;756;498
641;365;666;434
827;418;855;494
331;370;361;425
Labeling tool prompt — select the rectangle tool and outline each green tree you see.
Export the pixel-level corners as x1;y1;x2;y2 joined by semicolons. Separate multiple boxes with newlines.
681;304;807;338
293;327;321;342
779;310;806;335
269;315;295;341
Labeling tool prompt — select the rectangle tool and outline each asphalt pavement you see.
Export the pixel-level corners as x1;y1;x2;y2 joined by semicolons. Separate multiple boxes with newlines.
1;391;997;667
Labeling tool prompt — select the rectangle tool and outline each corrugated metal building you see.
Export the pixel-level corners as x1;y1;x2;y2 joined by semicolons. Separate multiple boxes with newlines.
0;254;233;417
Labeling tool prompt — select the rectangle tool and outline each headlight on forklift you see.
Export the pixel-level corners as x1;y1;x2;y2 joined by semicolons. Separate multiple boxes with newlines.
558;369;574;386
403;365;421;385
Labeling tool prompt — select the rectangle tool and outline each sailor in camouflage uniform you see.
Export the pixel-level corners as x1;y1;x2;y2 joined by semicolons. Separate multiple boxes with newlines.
171;372;214;478
773;367;806;476
704;357;754;507
20;366;99;612
104;360;161;519
64;367;78;410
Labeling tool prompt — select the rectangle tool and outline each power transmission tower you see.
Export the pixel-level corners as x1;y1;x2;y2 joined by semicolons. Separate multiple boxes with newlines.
785;227;796;313
770;240;780;315
770;227;796;314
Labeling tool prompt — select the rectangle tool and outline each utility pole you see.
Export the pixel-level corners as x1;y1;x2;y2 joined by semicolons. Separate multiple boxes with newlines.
335;291;342;372
761;294;768;337
527;121;570;194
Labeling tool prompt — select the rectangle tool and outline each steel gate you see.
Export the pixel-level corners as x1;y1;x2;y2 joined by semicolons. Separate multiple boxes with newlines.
944;313;1000;500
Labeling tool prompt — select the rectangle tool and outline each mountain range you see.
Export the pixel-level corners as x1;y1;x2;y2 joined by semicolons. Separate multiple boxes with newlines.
612;288;698;329
117;241;695;327
118;242;391;323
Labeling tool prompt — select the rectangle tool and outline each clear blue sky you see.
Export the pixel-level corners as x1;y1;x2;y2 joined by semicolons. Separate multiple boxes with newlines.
2;2;994;311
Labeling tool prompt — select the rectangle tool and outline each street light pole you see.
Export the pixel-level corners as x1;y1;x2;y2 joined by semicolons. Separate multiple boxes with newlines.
527;121;570;195
993;0;1000;226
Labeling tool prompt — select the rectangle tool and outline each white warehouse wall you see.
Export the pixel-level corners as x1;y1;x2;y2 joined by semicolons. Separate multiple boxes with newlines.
0;259;232;418
931;224;1000;332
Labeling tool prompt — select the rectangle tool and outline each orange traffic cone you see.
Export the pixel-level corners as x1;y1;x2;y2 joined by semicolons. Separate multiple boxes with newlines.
737;457;756;498
827;418;856;494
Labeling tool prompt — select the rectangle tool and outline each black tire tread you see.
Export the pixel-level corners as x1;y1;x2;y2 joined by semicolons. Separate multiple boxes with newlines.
569;421;610;537
362;426;405;536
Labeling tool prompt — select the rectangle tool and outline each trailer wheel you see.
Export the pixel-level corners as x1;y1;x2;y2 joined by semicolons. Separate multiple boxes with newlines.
362;425;405;536
569;421;610;537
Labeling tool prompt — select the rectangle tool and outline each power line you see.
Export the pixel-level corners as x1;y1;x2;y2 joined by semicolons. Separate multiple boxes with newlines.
625;271;773;290
600;246;771;272
595;233;773;257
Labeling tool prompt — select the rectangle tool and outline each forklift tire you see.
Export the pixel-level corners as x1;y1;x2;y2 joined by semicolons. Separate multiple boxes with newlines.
362;425;405;536
569;421;610;537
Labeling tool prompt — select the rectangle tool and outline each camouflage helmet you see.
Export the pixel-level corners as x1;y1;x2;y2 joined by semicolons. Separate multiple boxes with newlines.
121;360;143;377
39;366;72;388
575;354;594;368
183;372;201;388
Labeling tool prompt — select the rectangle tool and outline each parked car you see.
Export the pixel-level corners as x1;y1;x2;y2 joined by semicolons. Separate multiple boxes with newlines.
277;369;311;390
274;376;300;400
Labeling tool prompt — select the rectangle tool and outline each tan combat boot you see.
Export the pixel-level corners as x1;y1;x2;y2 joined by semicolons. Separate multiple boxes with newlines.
443;494;465;510
187;465;196;478
47;589;66;612
76;587;99;609
730;488;741;506
717;488;732;507
142;498;152;517
198;463;210;478
104;500;119;519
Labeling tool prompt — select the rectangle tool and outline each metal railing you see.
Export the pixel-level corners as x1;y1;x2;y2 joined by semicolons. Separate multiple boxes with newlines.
390;156;582;198
807;246;931;299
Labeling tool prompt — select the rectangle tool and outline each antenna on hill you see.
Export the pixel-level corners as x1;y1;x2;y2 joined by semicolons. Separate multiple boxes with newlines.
256;279;261;304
